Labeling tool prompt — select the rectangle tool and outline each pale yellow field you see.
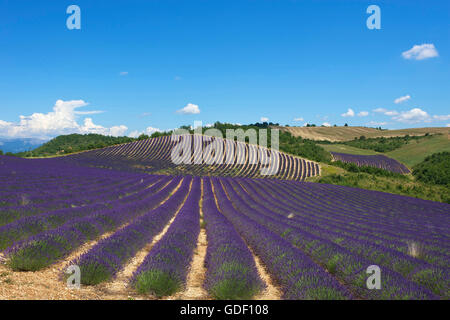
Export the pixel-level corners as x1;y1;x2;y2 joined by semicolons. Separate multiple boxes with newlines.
279;126;449;142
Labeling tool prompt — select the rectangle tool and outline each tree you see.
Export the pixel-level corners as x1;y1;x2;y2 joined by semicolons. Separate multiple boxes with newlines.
344;123;348;127
0;150;3;155
138;134;150;141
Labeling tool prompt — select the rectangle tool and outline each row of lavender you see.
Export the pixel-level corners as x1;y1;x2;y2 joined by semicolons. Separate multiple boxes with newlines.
331;152;411;174
0;156;156;226
61;134;320;181
1;155;448;299
5;176;182;271
222;177;449;299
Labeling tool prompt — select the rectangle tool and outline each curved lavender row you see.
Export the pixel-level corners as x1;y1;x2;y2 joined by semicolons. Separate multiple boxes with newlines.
71;177;192;285
58;135;319;181
0;175;162;229
0;175;139;210
5;177;182;271
255;178;450;269
0;176;169;251
331;152;410;174
132;177;201;297
239;179;449;297
202;179;265;299
0;155;143;204
0;166;154;225
247;178;450;262
252;180;450;297
221;178;440;299
208;178;352;300
253;178;450;262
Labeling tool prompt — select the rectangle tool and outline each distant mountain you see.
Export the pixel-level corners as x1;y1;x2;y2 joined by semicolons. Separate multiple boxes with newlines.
0;138;48;153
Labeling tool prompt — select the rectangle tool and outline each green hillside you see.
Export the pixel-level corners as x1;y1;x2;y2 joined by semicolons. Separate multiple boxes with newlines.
412;152;450;186
16;134;137;157
386;134;450;167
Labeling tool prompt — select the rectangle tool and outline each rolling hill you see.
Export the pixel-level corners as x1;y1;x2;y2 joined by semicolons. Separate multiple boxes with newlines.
60;134;320;181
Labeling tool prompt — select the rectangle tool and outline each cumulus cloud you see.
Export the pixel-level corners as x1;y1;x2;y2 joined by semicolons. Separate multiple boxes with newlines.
373;108;398;116
447;124;450;127
177;103;200;115
341;108;355;117
321;122;331;127
392;108;431;123
0;99;128;139
358;111;369;117
373;106;450;124
128;126;162;138
260;117;269;122
402;44;439;60
394;95;411;104
293;117;304;122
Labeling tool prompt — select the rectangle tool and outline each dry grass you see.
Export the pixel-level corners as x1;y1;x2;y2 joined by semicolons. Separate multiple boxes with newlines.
280;126;449;142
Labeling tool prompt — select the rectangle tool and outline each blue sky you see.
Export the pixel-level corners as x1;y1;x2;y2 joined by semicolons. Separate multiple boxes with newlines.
0;0;449;139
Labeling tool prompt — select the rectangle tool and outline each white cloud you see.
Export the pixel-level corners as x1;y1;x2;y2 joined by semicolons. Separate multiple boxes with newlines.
119;71;129;76
358;111;369;117
385;110;399;116
446;124;450;127
321;122;331;127
402;44;439;60
177;103;200;115
293;117;304;122
0;99;128;139
373;108;387;113
394;95;411;104
392;108;431;123
341;108;355;117
373;107;450;124
260;117;269;122
145;126;161;135
74;110;105;115
433;115;450;121
128;126;161;138
373;108;398;116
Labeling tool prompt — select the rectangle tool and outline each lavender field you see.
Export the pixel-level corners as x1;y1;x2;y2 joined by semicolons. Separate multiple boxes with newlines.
331;152;411;174
60;134;320;180
0;152;448;300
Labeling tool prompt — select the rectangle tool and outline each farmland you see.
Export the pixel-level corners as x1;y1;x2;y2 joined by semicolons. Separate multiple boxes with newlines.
58;134;321;181
330;152;411;174
280;126;449;142
0;143;449;300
